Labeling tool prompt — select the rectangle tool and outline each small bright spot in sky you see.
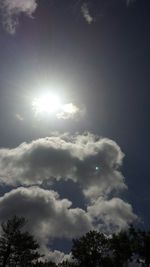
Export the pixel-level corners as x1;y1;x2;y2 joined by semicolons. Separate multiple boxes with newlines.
95;166;100;171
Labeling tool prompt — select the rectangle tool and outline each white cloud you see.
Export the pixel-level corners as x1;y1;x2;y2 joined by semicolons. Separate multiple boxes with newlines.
88;197;138;232
81;3;93;24
0;186;92;256
0;0;38;34
0;186;137;259
0;133;126;200
47;250;72;264
0;133;138;237
57;103;81;120
0;0;137;33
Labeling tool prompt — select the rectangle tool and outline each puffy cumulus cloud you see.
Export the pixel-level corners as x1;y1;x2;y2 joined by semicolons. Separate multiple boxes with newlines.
0;187;138;259
88;197;138;232
0;133;138;235
0;186;92;254
0;0;38;34
0;186;137;259
0;133;126;200
81;3;93;24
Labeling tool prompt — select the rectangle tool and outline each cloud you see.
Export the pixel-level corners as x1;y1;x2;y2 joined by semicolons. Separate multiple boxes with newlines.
0;133;126;199
15;113;24;121
88;197;138;232
57;103;81;120
0;186;137;260
47;250;71;264
81;3;93;24
0;186;92;255
0;0;136;33
0;133;138;237
0;0;38;34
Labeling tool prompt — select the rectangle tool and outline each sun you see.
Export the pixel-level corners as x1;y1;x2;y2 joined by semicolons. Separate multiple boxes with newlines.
32;90;80;119
32;93;62;114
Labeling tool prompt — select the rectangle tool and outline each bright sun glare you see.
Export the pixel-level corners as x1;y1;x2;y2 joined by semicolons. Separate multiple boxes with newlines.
32;90;79;119
32;93;62;114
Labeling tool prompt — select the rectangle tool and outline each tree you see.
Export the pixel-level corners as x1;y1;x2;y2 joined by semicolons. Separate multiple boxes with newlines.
58;260;78;267
129;226;150;267
34;261;57;267
0;216;41;267
71;230;111;267
110;230;132;267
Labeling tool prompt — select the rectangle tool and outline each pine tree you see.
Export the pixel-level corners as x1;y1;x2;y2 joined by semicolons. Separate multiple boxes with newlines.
71;230;111;267
0;216;41;267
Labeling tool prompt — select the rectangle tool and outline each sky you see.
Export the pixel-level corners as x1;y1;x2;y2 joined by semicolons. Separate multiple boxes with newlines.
0;0;149;263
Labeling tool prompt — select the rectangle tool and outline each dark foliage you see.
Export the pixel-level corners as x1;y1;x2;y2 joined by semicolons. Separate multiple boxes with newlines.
34;261;57;267
0;216;41;267
129;225;150;267
110;230;132;267
72;230;111;267
0;216;150;267
58;260;78;267
71;227;150;267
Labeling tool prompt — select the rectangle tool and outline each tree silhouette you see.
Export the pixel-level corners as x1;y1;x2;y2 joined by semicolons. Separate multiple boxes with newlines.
34;261;57;267
71;230;111;267
58;260;78;267
1;217;150;267
0;216;41;267
110;230;132;267
129;226;150;267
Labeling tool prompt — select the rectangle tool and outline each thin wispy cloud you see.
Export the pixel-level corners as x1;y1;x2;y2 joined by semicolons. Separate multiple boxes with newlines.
15;113;24;121
0;0;137;33
81;3;93;24
0;0;38;34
